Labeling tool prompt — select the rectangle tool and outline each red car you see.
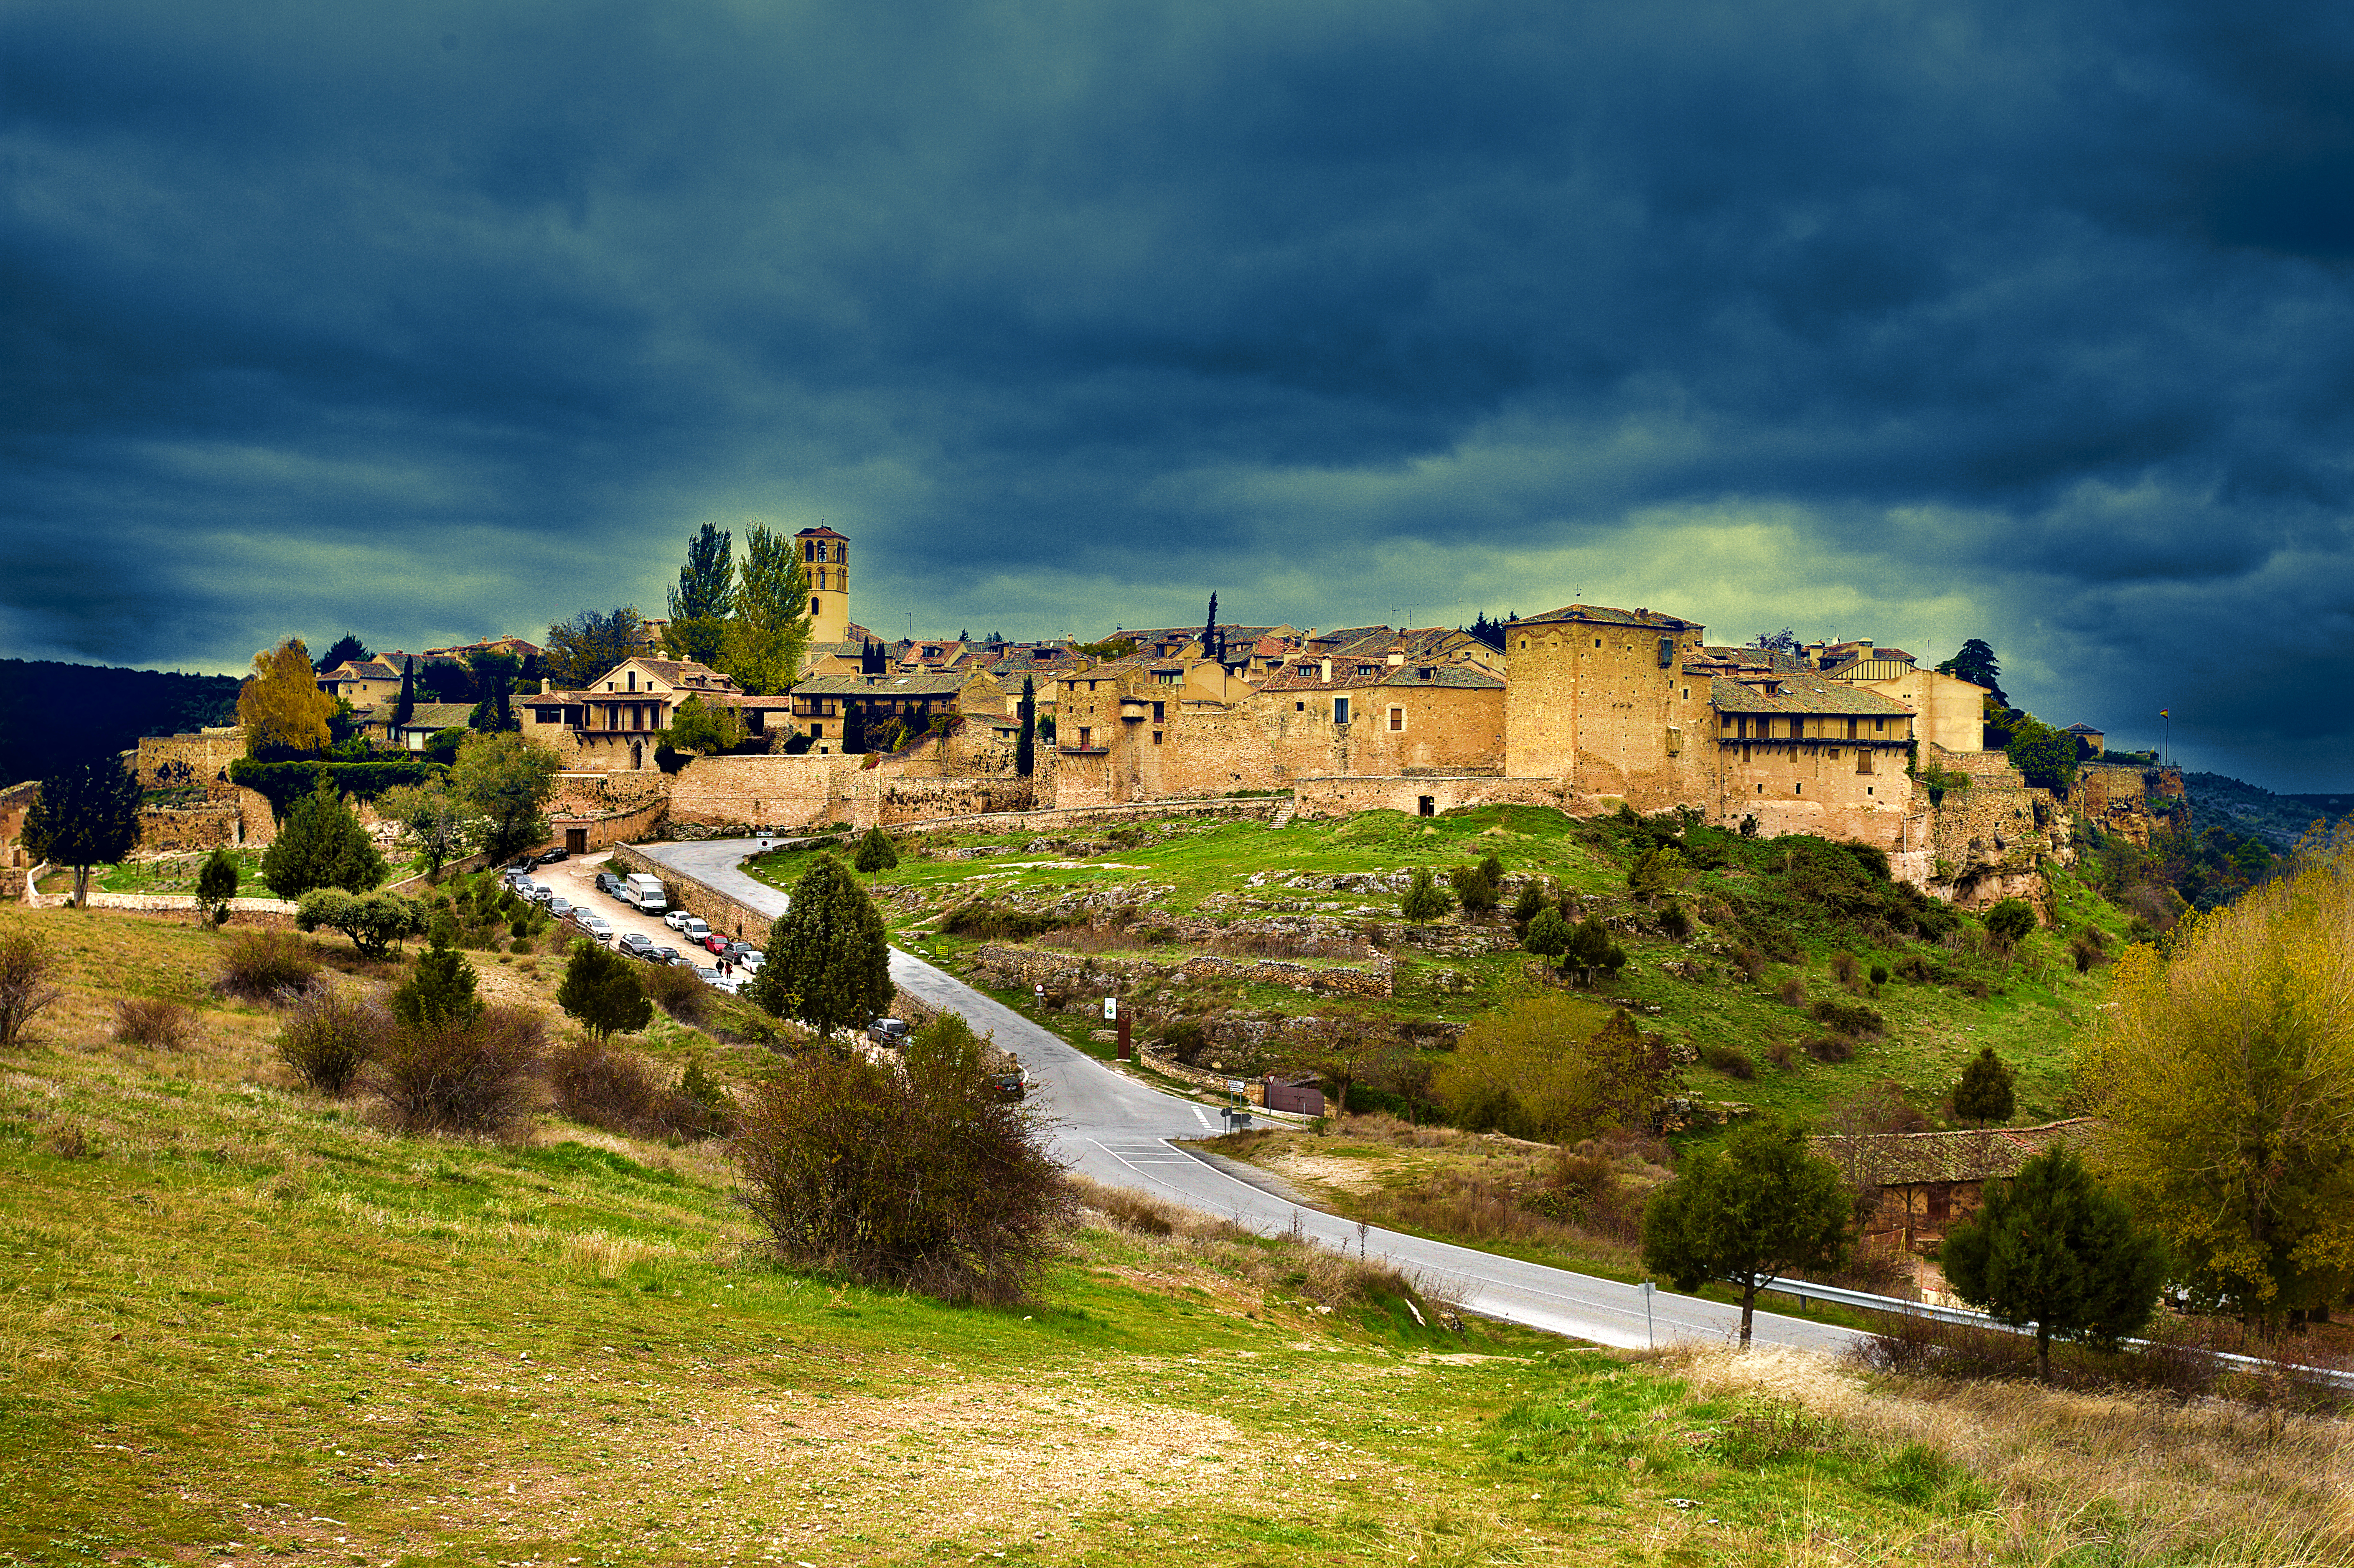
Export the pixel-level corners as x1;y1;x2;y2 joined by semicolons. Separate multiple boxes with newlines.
702;933;731;956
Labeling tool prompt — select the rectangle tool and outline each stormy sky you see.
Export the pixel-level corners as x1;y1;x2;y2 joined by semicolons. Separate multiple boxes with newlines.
6;2;2353;787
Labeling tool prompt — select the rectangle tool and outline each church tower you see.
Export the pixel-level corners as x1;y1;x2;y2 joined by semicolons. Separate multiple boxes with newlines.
795;526;850;646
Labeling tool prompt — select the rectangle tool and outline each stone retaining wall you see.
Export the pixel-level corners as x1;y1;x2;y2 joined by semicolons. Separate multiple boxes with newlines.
966;940;1392;999
604;843;779;945
1291;773;1560;820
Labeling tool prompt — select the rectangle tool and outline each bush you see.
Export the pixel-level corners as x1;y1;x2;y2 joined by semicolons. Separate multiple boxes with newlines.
217;930;321;1001
1869;963;1890;986
1448;861;1499;915
1802;1033;1857;1063
296;888;428;958
1776;976;1807;1006
640;961;711;1026
1734;945;1767;982
1400;867;1454;924
1984;898;2038;946
1828;951;1861;987
391;940;483;1028
548;1035;729;1141
939;898;1066;942
1810;998;1886;1037
112;997;195;1049
0;933;64;1049
557;938;653;1039
1764;1039;1797;1070
276;989;388;1094
1700;1043;1757;1080
1657;900;1690;939
732;1012;1073;1304
1160;1019;1211;1066
371;1004;546;1134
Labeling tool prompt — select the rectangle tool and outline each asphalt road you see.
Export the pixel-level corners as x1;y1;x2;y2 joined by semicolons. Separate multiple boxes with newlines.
641;836;1861;1354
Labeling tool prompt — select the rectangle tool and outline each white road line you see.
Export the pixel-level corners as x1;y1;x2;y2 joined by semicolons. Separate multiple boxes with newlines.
1193;1106;1213;1128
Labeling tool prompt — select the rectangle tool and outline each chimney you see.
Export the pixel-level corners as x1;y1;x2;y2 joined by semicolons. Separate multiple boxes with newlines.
1319;659;1333;683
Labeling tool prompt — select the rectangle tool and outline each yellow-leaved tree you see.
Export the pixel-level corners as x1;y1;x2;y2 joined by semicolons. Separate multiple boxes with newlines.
2077;828;2354;1324
1434;996;1677;1143
236;637;338;755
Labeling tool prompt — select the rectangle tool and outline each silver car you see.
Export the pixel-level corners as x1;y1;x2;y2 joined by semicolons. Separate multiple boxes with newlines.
575;914;615;943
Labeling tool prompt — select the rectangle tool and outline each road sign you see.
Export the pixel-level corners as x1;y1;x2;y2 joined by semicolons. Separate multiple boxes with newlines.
1228;1079;1246;1094
1103;996;1118;1020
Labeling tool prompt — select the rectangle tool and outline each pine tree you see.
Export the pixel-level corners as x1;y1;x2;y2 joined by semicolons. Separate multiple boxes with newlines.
1952;1047;2017;1126
392;937;483;1027
23;757;144;905
194;847;239;928
1015;676;1035;777
1400;867;1453;925
391;657;415;728
261;775;388;898
1523;906;1572;958
853;826;899;873
556;938;653;1039
746;854;893;1039
1942;1147;2169;1380
1641;1116;1853;1346
1564;916;1626;986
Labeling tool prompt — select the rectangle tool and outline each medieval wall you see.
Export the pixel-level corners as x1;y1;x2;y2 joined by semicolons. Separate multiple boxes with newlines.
1709;738;1917;848
131;728;248;787
1290;774;1564;820
666;754;862;828
2070;763;2187;848
1904;748;2074;911
1502;622;1714;813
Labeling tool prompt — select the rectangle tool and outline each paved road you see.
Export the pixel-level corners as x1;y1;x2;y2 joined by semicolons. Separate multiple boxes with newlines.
642;837;1861;1354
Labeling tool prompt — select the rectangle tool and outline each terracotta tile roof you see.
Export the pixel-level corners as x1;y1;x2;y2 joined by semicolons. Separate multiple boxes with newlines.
389;702;476;731
1709;675;1914;717
795;526;848;539
622;658;734;687
1258;662;1502;693
2064;723;2104;735
1814;1119;2096;1186
792;672;974;697
1512;604;1704;632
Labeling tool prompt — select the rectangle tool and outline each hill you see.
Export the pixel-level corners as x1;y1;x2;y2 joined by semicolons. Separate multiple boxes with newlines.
2182;770;2349;853
0;658;240;783
1;902;2339;1565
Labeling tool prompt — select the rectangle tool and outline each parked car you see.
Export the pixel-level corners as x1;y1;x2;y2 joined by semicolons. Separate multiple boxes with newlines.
575;914;615;943
594;872;622;895
526;885;556;905
701;933;731;956
653;946;683;966
508;856;536;872
679;916;712;943
546;897;573;917
537;846;569;864
987;1069;1028;1102
737;952;764;976
616;932;656;958
509;877;540;899
867;1018;911;1047
723;939;759;962
662;910;693;931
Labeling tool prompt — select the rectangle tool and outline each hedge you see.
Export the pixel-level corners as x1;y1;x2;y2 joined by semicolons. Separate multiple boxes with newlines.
229;757;447;819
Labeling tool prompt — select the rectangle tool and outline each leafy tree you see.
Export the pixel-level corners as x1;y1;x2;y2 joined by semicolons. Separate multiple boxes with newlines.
295;888;427;957
1523;905;1572;958
423;727;467;765
237;637;338;756
1983;898;2038;947
0;933;64;1049
320;635;370;669
390;933;483;1024
2079;844;2354;1324
658;694;745;758
375;783;468;878
556;938;653;1039
1436;998;1677;1142
23;757;144;905
390;656;415;729
719;521;813;694
1015;676;1036;777
2005;716;2079;791
542;607;644;690
1563;915;1627;986
466;647;522;732
449;731;560;862
1641;1116;1853;1346
745;854;894;1039
262;777;387;897
1937;638;2008;704
1628;846;1687;900
1400;867;1454;924
1750;628;1798;654
1942;1147;2170;1380
853;826;900;873
1951;1047;2017;1126
194;847;239;928
662;522;736;666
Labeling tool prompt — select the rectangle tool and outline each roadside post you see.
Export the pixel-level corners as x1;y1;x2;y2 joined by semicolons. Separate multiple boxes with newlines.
1105;995;1131;1060
1640;1280;1656;1349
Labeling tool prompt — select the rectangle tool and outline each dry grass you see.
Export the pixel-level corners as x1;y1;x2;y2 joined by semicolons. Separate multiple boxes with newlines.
1672;1342;2354;1565
110;995;196;1049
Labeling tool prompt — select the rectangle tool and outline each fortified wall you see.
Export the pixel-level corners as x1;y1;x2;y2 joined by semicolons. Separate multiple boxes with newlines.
1895;748;2074;912
131;728;249;787
665;753;1040;831
2069;763;2187;848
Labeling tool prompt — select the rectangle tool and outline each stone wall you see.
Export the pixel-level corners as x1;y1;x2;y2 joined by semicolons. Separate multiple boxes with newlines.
1902;748;2074;912
2069;763;2187;848
1708;739;1919;849
135;806;238;853
130;728;249;788
667;753;862;828
965;940;1393;999
1503;620;1717;814
1290;773;1563;820
549;797;669;853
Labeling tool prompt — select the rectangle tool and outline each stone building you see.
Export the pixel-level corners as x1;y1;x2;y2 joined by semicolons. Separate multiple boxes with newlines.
1709;673;1918;843
523;658;793;772
1817;1119;2094;1256
1502;604;1715;812
786;670;1006;757
798;526;852;647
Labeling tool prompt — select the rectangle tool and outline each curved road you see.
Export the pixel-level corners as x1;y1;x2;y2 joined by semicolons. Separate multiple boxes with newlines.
646;837;1858;1354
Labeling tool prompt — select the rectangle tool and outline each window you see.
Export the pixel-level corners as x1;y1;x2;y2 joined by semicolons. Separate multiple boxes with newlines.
1875;718;1887;732
1078;727;1091;748
1388;706;1404;732
1152;731;1163;745
1333;696;1351;725
810;723;824;739
1795;781;1802;793
1857;749;1874;775
1357;664;1377;676
1295;701;1304;712
1657;637;1674;668
1846;718;1858;739
627;671;637;691
1595;638;1603;648
1417;667;1435;680
1152;701;1164;722
1682;687;1690;700
1828;747;1840;760
810;597;821;616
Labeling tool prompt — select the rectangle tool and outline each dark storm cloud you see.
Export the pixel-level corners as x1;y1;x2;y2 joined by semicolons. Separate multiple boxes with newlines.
7;0;2354;783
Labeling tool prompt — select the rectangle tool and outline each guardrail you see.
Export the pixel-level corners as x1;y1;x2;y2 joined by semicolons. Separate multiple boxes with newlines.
1756;1274;2354;1390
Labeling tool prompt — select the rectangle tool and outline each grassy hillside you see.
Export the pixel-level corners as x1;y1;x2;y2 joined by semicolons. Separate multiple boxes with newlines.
3;904;2344;1566
752;804;2128;1132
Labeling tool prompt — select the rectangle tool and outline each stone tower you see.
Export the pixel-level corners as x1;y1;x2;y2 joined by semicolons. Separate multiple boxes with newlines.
795;526;850;646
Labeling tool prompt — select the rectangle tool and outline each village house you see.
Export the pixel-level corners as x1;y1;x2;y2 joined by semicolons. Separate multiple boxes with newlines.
1817;1118;2095;1257
786;669;1006;757
385;702;479;751
1709;672;1918;840
523;658;793;772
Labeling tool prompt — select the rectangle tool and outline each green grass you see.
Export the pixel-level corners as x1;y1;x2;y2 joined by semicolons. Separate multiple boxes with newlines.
770;805;2128;1131
0;905;2338;1567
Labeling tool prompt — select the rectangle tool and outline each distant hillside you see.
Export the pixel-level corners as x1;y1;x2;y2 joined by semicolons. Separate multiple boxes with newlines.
2182;771;2348;851
0;659;241;785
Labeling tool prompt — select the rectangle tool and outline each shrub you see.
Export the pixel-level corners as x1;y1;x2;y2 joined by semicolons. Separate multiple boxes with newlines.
1657;900;1690;939
732;1011;1073;1303
1765;1039;1796;1070
1828;951;1861;987
276;989;388;1094
1448;861;1499;915
295;888;427;958
640;961;710;1026
1984;898;2038;946
941;898;1067;941
1809;998;1886;1037
1734;945;1767;982
1700;1043;1757;1080
1802;1033;1857;1063
548;1035;729;1141
1951;1046;2017;1125
1510;881;1549;933
2068;931;2108;972
1160;1019;1211;1066
390;940;483;1028
557;939;653;1039
1893;952;1940;983
1400;867;1454;925
371;1004;546;1134
112;997;195;1049
1869;963;1890;986
1776;976;1807;1006
0;933;64;1049
218;930;320;1001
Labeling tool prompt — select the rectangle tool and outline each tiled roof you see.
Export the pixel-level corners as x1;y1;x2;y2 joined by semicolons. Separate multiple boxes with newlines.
1813;1119;2095;1186
1709;675;1914;716
792;673;974;697
2064;723;2103;735
795;525;848;539
1259;663;1503;693
1512;604;1704;632
389;703;477;731
620;657;733;686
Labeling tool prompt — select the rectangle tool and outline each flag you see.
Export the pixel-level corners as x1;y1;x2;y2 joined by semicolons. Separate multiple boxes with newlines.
2159;709;2170;718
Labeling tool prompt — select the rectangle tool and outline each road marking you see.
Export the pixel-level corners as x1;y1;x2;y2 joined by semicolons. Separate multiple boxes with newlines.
1192;1106;1213;1129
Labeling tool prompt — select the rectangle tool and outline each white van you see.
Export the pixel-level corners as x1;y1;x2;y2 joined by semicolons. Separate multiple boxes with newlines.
622;873;667;914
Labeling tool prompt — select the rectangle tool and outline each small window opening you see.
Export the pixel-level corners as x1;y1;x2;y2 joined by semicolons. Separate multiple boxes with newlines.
1418;795;1435;817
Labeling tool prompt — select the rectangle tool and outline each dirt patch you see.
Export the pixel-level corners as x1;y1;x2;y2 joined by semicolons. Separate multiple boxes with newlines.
1261;1150;1396;1196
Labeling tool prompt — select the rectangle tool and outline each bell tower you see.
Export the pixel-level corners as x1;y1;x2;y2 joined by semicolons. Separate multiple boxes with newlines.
795;526;850;645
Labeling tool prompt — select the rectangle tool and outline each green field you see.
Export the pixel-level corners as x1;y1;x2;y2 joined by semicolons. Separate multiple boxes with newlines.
748;804;2129;1130
2;904;2336;1566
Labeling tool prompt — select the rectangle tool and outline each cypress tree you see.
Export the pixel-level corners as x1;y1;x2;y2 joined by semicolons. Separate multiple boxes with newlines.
261;775;388;898
392;657;415;728
1942;1147;2170;1380
1015;676;1035;777
746;854;893;1039
1201;591;1220;663
392;937;483;1027
853;826;900;873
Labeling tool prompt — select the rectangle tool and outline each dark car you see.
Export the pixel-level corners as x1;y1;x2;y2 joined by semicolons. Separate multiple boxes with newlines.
594;871;622;895
537;846;569;864
987;1070;1027;1102
508;856;536;872
653;946;683;966
616;933;657;959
